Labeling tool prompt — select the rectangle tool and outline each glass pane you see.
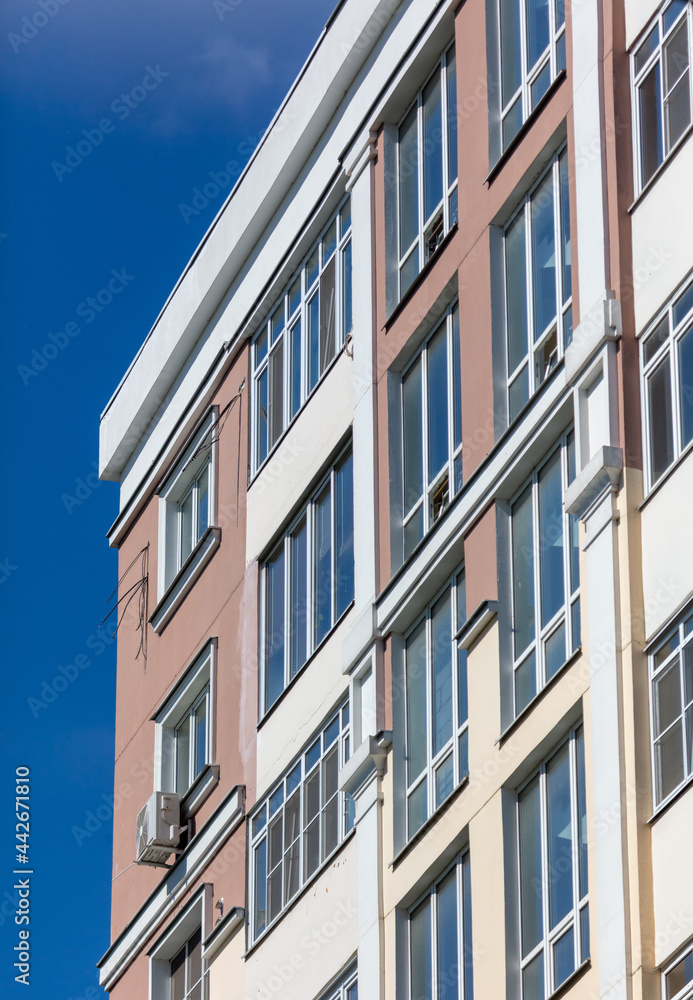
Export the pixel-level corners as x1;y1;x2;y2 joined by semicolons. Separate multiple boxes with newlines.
516;650;537;713
268;863;282;922
648;355;674;482
435;753;455;807
290;520;308;678
252;806;267;837
449;186;459;226
459;728;469;780
545;621;566;680
437;870;460;1000
456;569;467;630
255;327;268;366
322;747;339;858
403;359;424;513
655;721;684;801
171;945;186;1000
576;728;588;899
287;761;302;794
674;284;693;327
306;736;321;772
665;948;693;999
458;647;468;725
553;926;575;988
503;96;524;148
432;592;453;755
428;324;450;482
289;276;301;317
410;898;433;1000
531;61;552;109
655;660;683;736
269;814;283;870
290;320;301;419
319;257;336;375
447;46;458;182
580;904;590;962
284;836;300;902
323;220;337;263
559;150;571;304
665;70;691;151
308;292;320;393
194;698;207;778
284;788;300;848
522;950;544;1000
519;775;543;955
314;484;332;647
197;465;209;540
306;246;319;289
462;855;474;998
423;72;443;222
664;20;689;93
685;643;693;705
640;64;663;185
539;450;564;627
304;818;320;879
180;490;193;564
563;304;573;347
188;928;202;985
271;303;284;345
506;211;528;374
679;324;693;449
570;512;579;594
557;31;566;73
453;304;462;452
266;547;285;710
405;506;424;559
572;598;581;650
269;786;284;817
175;714;190;794
399;104;419;256
256;368;268;467
254;839;267;937
509;366;529;421
343;240;353;336
664;0;687;33
547;745;573;929
635;24;659;76
512;485;536;657
527;0;550;69
556;0;565;31
341;196;351;237
406;620;428;784
335;452;354;619
400;248;420;297
531;172;557;342
269;341;284;449
408;778;428;837
500;0;522;105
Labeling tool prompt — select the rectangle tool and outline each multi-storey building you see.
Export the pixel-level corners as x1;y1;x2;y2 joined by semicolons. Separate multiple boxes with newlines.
97;1;693;998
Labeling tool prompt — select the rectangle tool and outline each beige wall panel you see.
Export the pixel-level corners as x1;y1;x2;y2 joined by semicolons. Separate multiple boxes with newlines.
651;788;693;966
208;927;245;1000
626;0;664;49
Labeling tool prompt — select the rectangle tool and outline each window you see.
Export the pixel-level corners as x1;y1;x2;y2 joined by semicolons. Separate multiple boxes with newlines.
510;431;580;716
320;966;358;1000
170;928;203;1000
650;610;693;807
408;852;473;1000
641;277;693;488
402;302;462;558
251;196;352;473
517;726;589;999
632;1;692;191
405;570;468;839
504;148;572;423
397;44;458;298
249;704;354;943
664;942;693;999
156;644;213;800
499;0;566;149
261;448;354;713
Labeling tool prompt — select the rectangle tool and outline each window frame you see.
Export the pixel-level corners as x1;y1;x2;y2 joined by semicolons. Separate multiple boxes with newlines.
403;568;469;841
631;1;693;193
649;610;693;809
407;850;473;1000
318;964;358;1000
149;884;211;1000
259;446;354;716
516;725;589;999
640;276;693;491
248;702;354;946
396;42;458;300
509;430;580;717
498;0;567;150
663;941;693;1000
400;300;463;558
503;146;572;423
250;195;353;476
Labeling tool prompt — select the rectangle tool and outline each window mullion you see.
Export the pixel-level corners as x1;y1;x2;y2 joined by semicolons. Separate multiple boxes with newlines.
553;160;564;352
422;345;430;533
331;468;337;626
284;535;291;690
524;200;535;395
562;438;573;652
539;766;551;996
671;333;684;458
431;882;439;1000
446;314;455;498
307;500;315;658
532;475;542;692
569;731;581;965
417;93;425;273
426;609;434;819
519;0;530;120
441;56;450;234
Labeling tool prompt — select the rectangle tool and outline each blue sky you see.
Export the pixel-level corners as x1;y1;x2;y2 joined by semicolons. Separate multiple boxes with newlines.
0;0;337;995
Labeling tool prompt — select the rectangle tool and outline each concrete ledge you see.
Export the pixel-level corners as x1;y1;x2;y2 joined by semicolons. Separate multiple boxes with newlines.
203;906;244;964
564;446;623;519
458;600;499;652
150;527;221;633
564;292;621;385
341;602;376;675
339;731;392;797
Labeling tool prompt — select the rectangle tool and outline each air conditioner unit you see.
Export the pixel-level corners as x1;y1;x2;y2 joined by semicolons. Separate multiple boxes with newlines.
135;792;182;867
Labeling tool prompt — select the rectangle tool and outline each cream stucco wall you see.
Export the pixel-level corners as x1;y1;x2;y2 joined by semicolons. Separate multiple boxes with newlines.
651;788;693;967
208;926;245;1000
625;0;665;49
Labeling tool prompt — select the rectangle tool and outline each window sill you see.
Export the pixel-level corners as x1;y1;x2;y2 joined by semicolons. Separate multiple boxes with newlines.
628;120;693;213
180;763;220;823
497;646;583;746
485;69;567;187
257;599;355;730
648;771;693;824
150;527;221;634
390;775;469;870
458;600;499;651
244;827;355;957
383;222;458;332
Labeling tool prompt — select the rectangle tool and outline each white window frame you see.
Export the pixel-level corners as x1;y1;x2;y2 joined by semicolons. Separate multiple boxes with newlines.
150;884;211;1000
516;726;589;999
404;569;468;841
401;301;463;558
498;0;566;150
396;42;458;300
663;941;693;1000
259;446;354;715
631;1;693;193
154;642;215;800
251;195;353;476
649;610;693;809
158;410;217;598
317;964;358;1000
640;276;693;491
248;703;354;946
509;430;580;717
503;146;572;423
407;850;473;1000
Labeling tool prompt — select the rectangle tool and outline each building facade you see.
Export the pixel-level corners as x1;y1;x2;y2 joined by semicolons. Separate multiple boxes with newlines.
97;1;693;999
